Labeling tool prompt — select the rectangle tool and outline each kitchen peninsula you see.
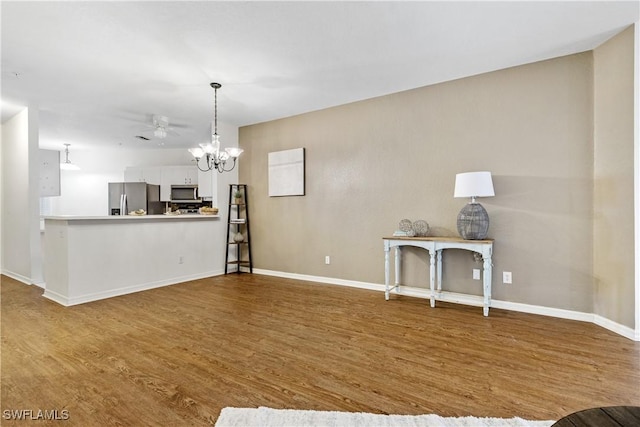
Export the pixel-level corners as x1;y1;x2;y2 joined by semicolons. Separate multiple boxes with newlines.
43;214;221;306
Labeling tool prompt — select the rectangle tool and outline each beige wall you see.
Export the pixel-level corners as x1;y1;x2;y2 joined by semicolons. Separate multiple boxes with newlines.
240;51;600;313
593;26;635;328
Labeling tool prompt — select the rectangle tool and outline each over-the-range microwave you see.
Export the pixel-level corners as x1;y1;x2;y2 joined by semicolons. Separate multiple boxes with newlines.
170;185;201;203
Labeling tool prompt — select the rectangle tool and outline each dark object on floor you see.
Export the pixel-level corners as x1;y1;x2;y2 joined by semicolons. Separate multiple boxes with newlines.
552;406;640;427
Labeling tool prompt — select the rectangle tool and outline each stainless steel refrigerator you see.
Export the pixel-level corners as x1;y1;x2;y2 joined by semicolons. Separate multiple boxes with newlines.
108;182;163;215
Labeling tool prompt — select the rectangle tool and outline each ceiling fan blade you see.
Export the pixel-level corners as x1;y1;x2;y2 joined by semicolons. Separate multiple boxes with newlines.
168;122;190;129
152;114;190;130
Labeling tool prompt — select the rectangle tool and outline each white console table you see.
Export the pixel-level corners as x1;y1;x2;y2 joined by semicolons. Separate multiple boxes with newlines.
383;236;494;316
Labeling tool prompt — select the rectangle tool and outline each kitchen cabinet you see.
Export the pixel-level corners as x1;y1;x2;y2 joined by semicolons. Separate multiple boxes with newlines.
177;166;198;185
160;166;198;201
197;168;218;202
161;166;198;185
39;149;61;197
124;166;161;185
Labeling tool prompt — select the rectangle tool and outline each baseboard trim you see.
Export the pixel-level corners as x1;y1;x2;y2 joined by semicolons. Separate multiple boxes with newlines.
42;270;225;307
32;281;46;289
1;270;32;285
254;269;638;341
593;314;638;341
42;288;71;306
255;268;383;292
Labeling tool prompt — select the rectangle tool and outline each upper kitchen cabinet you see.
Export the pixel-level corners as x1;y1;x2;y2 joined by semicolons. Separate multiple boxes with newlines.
124;166;161;185
159;166;199;201
161;166;198;185
197;168;217;201
39;149;61;197
178;166;198;185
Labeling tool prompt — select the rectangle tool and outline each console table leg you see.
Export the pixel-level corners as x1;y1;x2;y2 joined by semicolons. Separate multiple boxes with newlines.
436;250;443;293
429;250;436;308
483;255;492;316
384;246;390;300
395;247;401;292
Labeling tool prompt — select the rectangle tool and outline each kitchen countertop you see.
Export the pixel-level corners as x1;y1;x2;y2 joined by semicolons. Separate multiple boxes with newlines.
43;214;220;221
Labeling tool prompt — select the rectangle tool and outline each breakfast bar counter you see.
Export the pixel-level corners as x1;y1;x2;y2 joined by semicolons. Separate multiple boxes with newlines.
43;213;220;221
43;214;221;306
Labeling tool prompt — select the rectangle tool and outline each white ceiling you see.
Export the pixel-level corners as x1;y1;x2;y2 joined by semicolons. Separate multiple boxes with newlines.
1;1;638;152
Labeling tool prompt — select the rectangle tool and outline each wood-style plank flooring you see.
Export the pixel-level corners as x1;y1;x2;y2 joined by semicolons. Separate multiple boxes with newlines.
1;274;639;426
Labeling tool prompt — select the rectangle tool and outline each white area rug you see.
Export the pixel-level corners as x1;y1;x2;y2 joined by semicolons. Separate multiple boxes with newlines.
215;407;556;427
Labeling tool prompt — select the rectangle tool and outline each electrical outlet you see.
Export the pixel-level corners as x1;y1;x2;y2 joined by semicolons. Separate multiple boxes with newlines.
325;256;331;265
503;271;512;284
472;269;481;280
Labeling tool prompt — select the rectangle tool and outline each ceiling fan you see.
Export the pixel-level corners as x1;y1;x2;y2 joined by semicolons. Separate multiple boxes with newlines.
134;114;187;140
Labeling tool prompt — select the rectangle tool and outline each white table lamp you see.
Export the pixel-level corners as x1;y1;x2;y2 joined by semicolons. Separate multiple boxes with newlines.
454;171;495;240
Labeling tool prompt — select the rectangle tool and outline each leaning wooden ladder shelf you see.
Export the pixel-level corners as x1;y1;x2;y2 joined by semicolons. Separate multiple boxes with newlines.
225;184;253;274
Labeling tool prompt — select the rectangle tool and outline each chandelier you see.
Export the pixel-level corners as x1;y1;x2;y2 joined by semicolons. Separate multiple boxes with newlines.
189;82;243;173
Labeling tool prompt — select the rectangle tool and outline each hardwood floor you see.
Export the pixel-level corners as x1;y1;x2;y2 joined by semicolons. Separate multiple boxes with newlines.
1;273;639;426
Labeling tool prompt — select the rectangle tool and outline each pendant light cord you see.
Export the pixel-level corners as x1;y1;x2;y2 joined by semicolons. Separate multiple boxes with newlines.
214;85;218;136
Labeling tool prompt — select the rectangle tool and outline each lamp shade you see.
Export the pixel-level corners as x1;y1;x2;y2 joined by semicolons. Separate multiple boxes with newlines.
454;171;495;198
225;147;244;158
60;161;80;171
188;147;205;159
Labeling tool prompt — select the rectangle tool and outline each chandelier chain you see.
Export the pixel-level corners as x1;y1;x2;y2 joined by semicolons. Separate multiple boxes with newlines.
214;84;218;135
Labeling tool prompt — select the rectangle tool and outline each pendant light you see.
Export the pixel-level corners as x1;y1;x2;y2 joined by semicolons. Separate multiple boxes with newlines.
60;143;80;171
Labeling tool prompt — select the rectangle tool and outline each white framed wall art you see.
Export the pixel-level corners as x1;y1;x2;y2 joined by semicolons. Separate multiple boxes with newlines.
268;148;305;197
